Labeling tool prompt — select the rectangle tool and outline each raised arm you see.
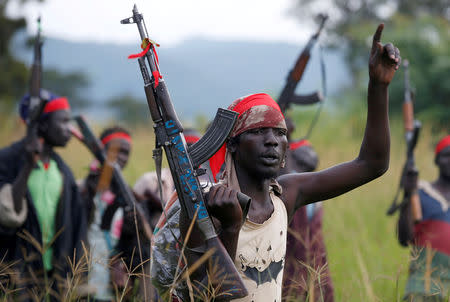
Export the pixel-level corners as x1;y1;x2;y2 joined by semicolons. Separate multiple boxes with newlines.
279;24;401;216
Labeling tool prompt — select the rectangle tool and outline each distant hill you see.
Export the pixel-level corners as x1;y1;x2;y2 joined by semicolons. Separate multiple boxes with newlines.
13;34;351;120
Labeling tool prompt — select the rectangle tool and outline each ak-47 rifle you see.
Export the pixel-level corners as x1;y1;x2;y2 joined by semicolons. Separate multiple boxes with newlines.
26;17;48;141
70;115;153;240
121;5;249;300
387;60;422;228
277;14;328;113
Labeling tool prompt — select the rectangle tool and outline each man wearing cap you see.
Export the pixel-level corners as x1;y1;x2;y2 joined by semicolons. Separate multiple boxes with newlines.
280;116;334;301
399;135;450;301
154;24;400;301
0;91;87;300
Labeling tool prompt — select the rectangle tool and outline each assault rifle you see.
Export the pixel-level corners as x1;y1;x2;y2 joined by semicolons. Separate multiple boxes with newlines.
121;5;249;300
278;14;328;113
26;17;48;141
70;115;153;240
387;60;422;224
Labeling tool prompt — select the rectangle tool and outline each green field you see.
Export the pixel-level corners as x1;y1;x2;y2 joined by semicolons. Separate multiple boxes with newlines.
0;109;443;301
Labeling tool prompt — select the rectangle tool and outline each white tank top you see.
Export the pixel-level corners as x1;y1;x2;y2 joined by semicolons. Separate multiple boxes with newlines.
232;191;288;302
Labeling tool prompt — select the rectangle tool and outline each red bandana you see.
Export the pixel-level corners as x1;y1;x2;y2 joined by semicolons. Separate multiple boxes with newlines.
43;97;70;114
289;139;311;150
209;93;286;182
436;135;450;155
185;135;200;145
101;132;132;146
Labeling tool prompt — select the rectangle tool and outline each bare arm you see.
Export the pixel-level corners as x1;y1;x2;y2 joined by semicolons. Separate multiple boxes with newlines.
279;24;401;216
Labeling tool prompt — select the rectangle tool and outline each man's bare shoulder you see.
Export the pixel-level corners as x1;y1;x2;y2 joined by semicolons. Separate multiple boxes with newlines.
277;172;311;217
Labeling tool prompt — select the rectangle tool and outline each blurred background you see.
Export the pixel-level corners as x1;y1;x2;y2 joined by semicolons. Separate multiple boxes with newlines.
1;0;449;300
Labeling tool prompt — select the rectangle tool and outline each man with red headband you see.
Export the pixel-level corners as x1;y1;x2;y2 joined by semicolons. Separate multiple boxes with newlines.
399;135;450;301
0;91;87;300
79;125;135;301
279;116;334;301
79;125;160;301
152;24;400;301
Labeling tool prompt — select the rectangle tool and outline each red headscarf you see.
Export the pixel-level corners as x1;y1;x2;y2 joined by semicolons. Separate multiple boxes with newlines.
101;132;132;146
42;97;70;114
209;93;286;182
289;139;311;150
436;135;450;155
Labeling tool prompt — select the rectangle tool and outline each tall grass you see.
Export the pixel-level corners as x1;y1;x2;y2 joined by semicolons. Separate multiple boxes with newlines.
0;108;445;301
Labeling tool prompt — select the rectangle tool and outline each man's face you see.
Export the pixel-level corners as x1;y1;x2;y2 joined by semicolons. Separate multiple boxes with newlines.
40;110;72;147
232;127;288;179
106;139;131;170
436;146;450;180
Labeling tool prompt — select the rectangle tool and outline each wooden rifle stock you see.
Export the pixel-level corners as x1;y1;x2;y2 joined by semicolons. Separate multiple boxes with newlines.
387;60;422;221
402;60;422;222
278;14;327;112
403;60;414;132
290;15;327;83
122;5;248;299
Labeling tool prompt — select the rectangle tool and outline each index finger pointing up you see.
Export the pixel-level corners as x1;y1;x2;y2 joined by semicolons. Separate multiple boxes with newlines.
373;23;384;44
372;23;384;51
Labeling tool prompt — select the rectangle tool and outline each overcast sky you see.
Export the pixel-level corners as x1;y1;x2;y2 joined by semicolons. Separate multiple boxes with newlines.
6;0;316;46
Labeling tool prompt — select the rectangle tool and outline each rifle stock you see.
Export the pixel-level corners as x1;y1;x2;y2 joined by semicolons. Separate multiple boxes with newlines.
71;115;153;240
278;14;327;113
122;5;248;299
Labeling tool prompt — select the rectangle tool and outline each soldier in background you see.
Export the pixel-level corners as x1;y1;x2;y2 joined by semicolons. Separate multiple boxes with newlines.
80;126;161;301
399;135;450;301
281;116;334;302
0;92;87;301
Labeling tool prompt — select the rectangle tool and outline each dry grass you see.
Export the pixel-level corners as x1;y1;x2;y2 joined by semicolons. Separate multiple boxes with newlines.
0;111;446;301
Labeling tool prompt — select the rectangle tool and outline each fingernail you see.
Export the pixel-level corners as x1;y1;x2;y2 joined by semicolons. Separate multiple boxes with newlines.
390;55;395;59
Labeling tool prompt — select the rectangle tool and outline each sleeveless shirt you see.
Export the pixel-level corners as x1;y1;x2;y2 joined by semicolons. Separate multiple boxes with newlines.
232;190;288;302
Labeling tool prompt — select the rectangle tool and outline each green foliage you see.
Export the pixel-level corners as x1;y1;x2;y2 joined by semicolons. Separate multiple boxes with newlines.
43;69;91;110
0;2;28;103
107;94;149;126
1;0;91;113
388;15;449;131
292;0;449;131
343;15;449;131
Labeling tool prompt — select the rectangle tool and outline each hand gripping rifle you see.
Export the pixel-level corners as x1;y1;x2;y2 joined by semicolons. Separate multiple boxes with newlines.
70;115;153;240
277;14;328;113
121;5;248;300
387;60;422;224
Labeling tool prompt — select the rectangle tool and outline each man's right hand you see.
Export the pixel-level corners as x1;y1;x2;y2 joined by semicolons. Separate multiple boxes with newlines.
206;185;242;231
